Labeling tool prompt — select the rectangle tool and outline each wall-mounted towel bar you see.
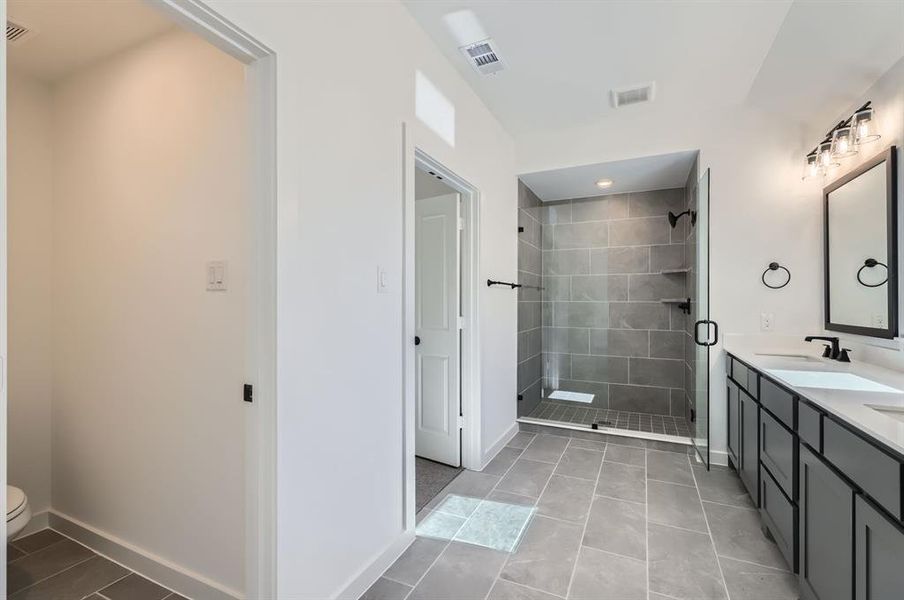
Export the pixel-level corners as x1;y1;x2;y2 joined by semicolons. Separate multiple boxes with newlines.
487;279;521;289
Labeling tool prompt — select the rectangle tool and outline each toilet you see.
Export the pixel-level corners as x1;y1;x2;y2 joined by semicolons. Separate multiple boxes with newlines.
7;486;31;541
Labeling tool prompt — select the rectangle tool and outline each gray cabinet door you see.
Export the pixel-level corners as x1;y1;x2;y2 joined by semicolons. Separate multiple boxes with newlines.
739;392;759;506
799;444;853;600
727;380;740;467
855;495;904;600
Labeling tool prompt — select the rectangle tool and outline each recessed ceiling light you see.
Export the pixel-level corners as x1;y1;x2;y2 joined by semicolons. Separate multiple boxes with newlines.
596;179;613;189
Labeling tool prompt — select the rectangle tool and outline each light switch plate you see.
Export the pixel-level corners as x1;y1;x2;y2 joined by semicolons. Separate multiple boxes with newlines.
207;261;228;291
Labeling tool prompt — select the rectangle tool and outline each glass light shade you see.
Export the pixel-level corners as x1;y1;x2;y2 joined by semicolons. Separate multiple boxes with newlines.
853;107;880;144
802;154;821;180
831;126;858;158
818;140;839;169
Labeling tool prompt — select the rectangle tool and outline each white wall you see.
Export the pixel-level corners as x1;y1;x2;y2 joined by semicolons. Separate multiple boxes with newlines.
7;71;54;516
43;30;248;595
201;1;518;597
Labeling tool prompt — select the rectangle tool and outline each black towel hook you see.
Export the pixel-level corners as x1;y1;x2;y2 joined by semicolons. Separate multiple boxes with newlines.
856;258;888;287
762;262;791;289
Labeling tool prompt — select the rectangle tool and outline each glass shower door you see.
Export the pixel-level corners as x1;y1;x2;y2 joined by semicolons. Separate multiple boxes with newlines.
692;169;715;468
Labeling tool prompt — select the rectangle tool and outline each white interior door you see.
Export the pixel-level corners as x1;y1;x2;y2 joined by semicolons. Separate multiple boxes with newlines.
415;192;461;467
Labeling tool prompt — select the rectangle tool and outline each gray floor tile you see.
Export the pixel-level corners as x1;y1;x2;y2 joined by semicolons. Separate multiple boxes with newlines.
487;579;560;599
507;432;537;450
483;447;524;476
583;496;646;560
7;539;96;595
521;435;570;464
383;537;448;586
567;437;607;452
8;545;26;562
692;465;753;508
360;576;412;600
648;480;707;533
424;470;501;510
10;530;64;555
703;501;788;570
570;546;647;600
554;447;603;480
537;475;594;522
409;541;507;600
605;434;647;448
604;444;645;467
595;462;646;504
163;595;188;600
500;515;583;597
648;522;727;600
647;450;695;486
99;573;171;600
84;596;105;600
496;459;556;498
486;490;537;506
718;556;799;600
9;555;129;600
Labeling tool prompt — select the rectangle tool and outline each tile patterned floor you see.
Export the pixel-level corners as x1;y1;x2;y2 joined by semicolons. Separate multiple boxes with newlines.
363;430;799;600
7;529;186;600
528;401;692;437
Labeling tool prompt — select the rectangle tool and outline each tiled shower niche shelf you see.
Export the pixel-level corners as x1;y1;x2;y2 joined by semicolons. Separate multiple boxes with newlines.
660;298;688;304
659;268;690;274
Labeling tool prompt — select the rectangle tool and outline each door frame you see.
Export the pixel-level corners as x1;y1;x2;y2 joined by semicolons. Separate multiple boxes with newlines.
403;130;481;530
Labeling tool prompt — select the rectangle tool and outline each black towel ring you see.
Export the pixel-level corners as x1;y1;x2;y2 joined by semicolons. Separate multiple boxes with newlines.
762;262;791;289
856;258;888;288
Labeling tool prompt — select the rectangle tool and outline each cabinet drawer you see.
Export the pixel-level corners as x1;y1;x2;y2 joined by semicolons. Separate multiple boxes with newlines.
732;358;749;389
747;368;759;400
761;378;794;429
761;410;795;498
761;465;796;572
823;418;902;520
855;495;904;600
798;401;821;452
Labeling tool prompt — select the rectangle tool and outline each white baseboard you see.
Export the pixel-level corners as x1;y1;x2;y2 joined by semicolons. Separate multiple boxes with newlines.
335;530;416;600
48;510;240;600
480;422;519;470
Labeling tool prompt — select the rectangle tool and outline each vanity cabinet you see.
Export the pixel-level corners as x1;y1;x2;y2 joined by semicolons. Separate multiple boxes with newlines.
855;495;904;600
799;445;854;600
726;352;904;599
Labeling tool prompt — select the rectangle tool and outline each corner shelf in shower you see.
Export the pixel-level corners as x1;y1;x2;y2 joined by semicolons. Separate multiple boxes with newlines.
661;297;692;315
659;298;687;303
659;268;690;275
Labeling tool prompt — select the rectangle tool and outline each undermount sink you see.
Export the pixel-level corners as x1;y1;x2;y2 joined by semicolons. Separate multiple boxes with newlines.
867;405;904;424
755;353;821;362
767;369;903;394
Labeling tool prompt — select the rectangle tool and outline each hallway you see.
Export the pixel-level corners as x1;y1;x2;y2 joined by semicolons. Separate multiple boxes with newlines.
364;430;798;600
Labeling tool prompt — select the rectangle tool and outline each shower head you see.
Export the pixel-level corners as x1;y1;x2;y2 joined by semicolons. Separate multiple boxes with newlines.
667;209;696;229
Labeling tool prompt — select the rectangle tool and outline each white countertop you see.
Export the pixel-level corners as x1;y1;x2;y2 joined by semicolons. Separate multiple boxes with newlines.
725;344;904;457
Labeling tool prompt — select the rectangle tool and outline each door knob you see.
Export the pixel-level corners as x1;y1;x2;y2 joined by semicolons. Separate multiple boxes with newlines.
414;336;421;346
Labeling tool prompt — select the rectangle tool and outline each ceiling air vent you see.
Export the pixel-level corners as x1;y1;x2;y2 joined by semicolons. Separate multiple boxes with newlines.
6;20;36;45
460;38;505;76
610;82;656;108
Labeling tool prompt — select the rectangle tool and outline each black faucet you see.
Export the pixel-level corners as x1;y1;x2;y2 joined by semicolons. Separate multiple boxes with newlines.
804;336;849;362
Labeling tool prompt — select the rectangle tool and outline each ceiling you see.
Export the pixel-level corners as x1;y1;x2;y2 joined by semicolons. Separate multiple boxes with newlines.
520;151;697;202
403;1;904;140
7;0;176;83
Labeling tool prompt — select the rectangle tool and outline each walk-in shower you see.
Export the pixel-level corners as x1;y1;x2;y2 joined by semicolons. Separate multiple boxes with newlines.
517;152;710;461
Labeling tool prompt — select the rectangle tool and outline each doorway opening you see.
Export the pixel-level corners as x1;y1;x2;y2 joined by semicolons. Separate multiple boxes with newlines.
2;0;276;597
409;151;478;517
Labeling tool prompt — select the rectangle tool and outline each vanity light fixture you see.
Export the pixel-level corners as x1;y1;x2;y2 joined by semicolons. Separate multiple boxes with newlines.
802;100;881;180
596;178;613;189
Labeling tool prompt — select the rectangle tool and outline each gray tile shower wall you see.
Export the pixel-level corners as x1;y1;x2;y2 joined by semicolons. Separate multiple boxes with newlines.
539;188;688;417
517;181;544;416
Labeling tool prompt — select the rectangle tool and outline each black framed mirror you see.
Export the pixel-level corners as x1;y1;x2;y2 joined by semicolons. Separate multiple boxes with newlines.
824;146;898;339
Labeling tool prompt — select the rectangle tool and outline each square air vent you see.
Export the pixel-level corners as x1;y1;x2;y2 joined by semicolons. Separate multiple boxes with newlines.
460;38;505;76
6;19;36;45
610;82;656;108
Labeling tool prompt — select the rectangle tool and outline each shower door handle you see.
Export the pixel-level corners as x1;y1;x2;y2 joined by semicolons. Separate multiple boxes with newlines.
694;320;719;347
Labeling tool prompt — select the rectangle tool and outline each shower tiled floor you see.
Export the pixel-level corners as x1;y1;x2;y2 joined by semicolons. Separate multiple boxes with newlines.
362;430;798;600
7;529;185;600
528;400;692;437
